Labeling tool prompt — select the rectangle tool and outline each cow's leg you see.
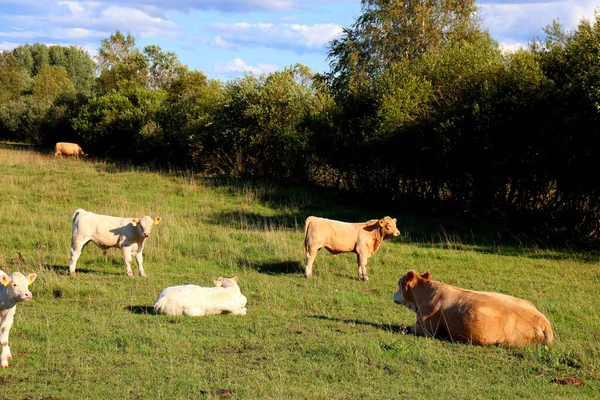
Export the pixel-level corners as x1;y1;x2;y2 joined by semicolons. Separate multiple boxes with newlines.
357;251;369;280
69;236;89;276
134;250;147;277
220;300;247;315
121;246;135;277
305;246;319;278
0;308;16;368
410;321;425;336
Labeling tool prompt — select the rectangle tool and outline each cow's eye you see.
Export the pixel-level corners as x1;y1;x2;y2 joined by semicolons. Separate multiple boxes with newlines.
12;284;17;287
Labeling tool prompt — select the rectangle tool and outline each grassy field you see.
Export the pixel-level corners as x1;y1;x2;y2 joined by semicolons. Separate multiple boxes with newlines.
0;143;598;399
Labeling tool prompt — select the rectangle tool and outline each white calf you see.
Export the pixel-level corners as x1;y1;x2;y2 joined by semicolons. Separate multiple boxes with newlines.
69;209;161;277
0;270;36;368
154;276;247;316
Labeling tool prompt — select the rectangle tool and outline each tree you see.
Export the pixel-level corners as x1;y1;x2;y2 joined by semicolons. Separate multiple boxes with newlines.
327;0;481;88
11;45;34;79
0;52;24;103
62;46;96;94
144;45;182;90
96;30;148;93
29;43;50;76
32;65;76;103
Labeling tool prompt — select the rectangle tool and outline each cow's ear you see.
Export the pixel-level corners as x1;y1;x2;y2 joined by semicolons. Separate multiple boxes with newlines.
154;217;161;225
393;218;397;223
421;270;431;280
27;273;37;284
214;277;224;287
405;270;415;284
131;219;138;227
0;275;10;287
231;276;239;282
379;219;385;227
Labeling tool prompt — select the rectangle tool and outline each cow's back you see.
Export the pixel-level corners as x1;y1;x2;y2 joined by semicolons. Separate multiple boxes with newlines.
459;291;553;346
155;285;212;316
73;211;133;244
56;142;82;155
304;217;366;251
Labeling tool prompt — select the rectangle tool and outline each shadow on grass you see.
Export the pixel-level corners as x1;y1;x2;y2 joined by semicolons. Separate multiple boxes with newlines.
250;260;303;276
44;264;113;276
308;315;410;334
125;305;156;315
208;211;301;230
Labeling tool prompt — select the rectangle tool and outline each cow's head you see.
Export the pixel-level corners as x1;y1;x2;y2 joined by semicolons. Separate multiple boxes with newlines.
1;272;37;302
132;216;161;237
379;216;401;238
214;276;240;288
393;269;430;312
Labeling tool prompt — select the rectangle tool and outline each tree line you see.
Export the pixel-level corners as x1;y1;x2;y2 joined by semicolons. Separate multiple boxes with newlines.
1;1;600;242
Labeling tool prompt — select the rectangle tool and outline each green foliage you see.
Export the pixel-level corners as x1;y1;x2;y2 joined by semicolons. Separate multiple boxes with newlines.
0;51;24;103
29;43;50;76
32;65;76;103
0;96;47;143
96;30;183;94
73;83;166;159
328;0;481;89
157;68;223;165
205;64;323;181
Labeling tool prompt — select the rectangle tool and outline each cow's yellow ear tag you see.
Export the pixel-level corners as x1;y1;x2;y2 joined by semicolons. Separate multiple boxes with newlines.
131;219;137;226
1;276;9;286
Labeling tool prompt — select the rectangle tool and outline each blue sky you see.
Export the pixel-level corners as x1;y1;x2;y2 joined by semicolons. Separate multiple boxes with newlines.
0;1;598;81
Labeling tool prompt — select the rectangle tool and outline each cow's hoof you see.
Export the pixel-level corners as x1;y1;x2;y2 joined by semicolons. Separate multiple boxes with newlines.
141;274;148;278
127;273;134;278
69;272;76;277
360;275;369;281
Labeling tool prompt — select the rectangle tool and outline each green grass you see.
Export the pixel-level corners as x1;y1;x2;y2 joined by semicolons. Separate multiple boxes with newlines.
0;143;599;399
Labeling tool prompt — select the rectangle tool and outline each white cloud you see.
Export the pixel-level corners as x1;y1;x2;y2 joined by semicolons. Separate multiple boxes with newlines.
100;6;180;38
480;1;598;44
59;1;86;15
0;29;46;39
212;35;233;49
499;41;527;53
210;22;343;53
213;58;279;75
0;41;20;51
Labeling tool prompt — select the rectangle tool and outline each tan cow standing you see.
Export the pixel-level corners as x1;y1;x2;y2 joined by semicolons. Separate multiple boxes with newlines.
303;216;401;280
69;209;161;277
393;270;554;347
55;142;86;157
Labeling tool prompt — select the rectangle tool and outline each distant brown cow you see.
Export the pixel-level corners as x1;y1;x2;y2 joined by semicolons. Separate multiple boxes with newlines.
393;270;554;347
303;216;401;280
55;142;86;157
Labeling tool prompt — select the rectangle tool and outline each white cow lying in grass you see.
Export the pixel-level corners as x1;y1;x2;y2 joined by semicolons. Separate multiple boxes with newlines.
154;276;247;316
0;270;37;368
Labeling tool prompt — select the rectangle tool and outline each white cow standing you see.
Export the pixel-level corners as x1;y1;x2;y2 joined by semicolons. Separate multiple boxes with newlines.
154;276;248;316
0;270;37;368
69;208;161;277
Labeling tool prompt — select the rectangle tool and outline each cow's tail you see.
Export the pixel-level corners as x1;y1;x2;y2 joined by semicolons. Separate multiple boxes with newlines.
303;216;315;255
72;208;86;222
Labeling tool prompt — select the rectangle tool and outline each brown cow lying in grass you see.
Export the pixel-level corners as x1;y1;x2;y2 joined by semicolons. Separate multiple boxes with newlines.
393;270;553;347
303;216;400;280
